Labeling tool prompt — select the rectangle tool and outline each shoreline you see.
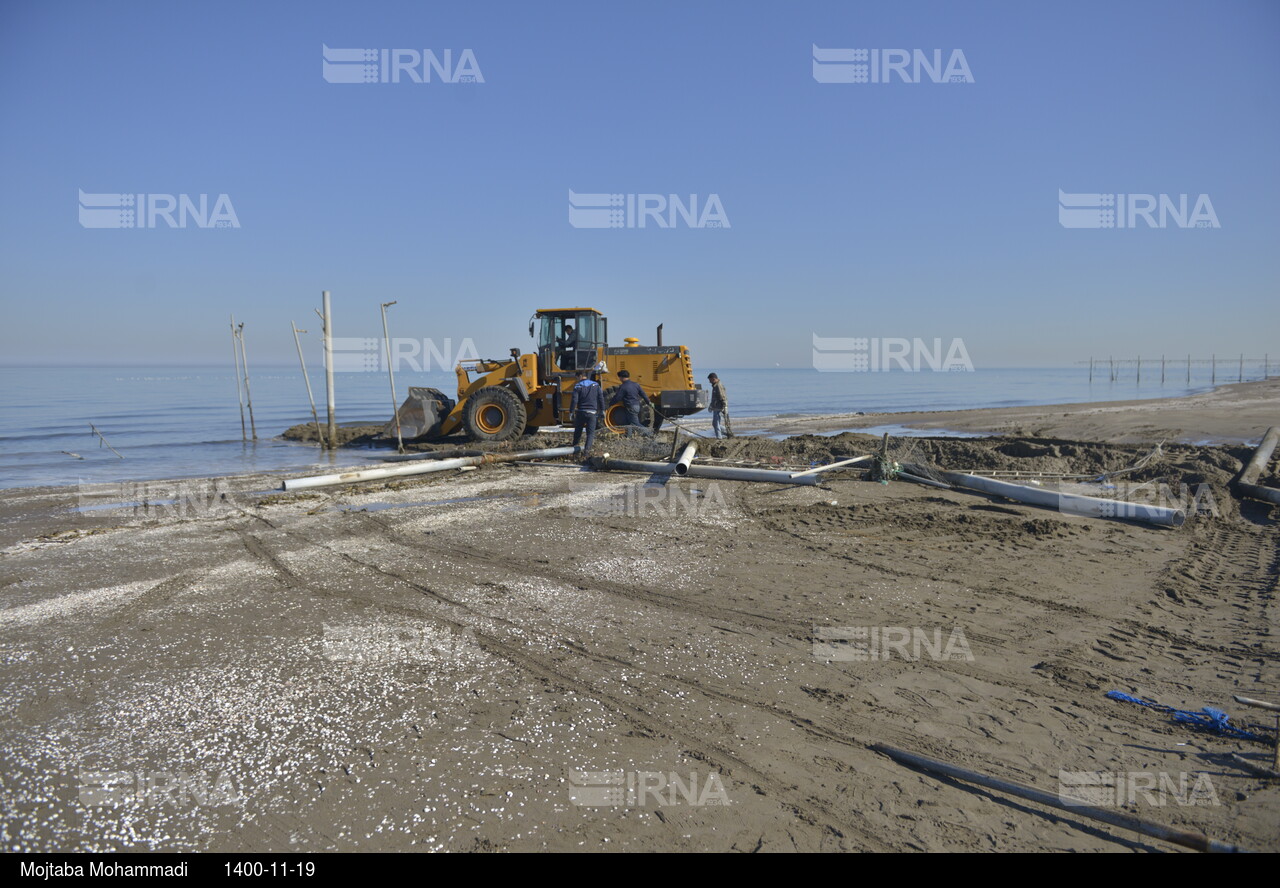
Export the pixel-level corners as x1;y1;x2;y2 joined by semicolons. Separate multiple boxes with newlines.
4;377;1276;496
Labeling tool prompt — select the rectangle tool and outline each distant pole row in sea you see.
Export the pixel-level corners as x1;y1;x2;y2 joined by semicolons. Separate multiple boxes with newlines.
1081;355;1273;385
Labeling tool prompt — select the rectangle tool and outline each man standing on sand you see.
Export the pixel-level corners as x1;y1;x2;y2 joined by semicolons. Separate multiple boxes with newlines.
609;370;652;436
571;369;605;456
708;372;732;438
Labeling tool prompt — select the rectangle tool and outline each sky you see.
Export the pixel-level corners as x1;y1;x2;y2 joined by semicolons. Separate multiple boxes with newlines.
0;0;1277;370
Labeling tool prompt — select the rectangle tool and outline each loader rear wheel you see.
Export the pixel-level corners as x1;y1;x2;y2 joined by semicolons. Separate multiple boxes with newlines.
463;386;527;442
601;387;654;433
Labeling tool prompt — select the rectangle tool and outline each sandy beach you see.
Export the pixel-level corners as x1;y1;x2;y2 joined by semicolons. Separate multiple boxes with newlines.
1;382;1276;852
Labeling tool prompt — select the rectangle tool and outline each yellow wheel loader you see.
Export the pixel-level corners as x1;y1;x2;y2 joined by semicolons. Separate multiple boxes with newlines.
387;308;710;443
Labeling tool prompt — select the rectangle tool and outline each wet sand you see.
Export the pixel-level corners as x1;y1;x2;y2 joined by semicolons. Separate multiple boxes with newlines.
1;384;1276;852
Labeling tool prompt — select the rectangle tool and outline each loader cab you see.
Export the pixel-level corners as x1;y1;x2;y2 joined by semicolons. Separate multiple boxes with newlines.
534;308;607;376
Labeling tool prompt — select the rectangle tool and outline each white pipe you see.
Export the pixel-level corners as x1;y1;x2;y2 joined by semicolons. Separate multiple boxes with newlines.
592;456;819;486
673;442;697;475
939;471;1185;528
1236;427;1280;505
790;455;872;479
283;447;577;491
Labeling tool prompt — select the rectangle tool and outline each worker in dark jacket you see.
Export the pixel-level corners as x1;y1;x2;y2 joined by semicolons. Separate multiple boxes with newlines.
557;325;578;370
609;370;651;436
571;369;605;455
708;372;732;438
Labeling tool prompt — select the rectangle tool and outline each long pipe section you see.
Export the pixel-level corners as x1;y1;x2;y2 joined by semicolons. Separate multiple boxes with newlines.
591;456;819;486
939;471;1184;527
673;442;697;475
283;447;577;491
1235;426;1280;506
872;744;1246;854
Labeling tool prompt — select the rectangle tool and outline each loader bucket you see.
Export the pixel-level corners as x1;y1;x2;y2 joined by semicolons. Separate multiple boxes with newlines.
382;387;457;441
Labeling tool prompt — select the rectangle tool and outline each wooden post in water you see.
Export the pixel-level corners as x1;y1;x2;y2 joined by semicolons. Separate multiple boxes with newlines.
1186;354;1191;384
1136;355;1141;385
322;290;336;449
381;300;404;454
230;314;246;442
1212;353;1216;384
1161;354;1165;385
292;322;325;448
1088;357;1093;383
1239;353;1244;382
237;323;258;440
1109;356;1115;382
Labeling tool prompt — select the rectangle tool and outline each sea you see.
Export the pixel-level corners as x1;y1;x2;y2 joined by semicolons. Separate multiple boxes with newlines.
0;364;1261;490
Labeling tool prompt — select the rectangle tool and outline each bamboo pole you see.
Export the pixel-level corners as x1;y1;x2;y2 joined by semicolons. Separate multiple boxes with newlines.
237;323;257;440
292;322;324;448
231;314;246;442
89;423;124;459
381;300;404;453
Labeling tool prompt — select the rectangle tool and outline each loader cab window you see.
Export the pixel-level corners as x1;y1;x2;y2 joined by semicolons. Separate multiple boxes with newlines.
538;313;605;372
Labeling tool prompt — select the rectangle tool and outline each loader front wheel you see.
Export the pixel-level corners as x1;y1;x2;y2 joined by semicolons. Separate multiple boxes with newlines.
463;386;527;442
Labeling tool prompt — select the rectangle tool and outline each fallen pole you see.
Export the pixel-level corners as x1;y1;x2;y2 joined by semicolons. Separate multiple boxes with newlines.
1235;426;1280;506
938;471;1185;528
283;447;577;491
375;449;486;463
789;455;872;479
89;423;124;459
872;743;1247;853
590;456;820;486
673;442;698;475
897;471;952;490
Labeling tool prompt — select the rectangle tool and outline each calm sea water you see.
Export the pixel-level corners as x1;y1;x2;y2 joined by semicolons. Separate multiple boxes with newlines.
0;364;1252;490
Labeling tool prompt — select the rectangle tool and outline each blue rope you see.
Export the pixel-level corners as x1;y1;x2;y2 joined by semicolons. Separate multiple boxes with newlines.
1106;691;1272;743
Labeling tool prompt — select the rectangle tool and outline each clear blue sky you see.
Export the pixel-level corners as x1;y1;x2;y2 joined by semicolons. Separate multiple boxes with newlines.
1;0;1277;369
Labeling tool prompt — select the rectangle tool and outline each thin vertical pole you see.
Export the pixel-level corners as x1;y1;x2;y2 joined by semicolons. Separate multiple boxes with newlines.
1212;353;1216;384
1088;357;1093;383
1161;354;1165;385
238;323;257;440
381;301;404;453
1239;353;1243;383
1109;356;1115;382
292;322;324;448
1187;354;1191;384
1136;355;1141;385
231;314;246;442
323;291;336;449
